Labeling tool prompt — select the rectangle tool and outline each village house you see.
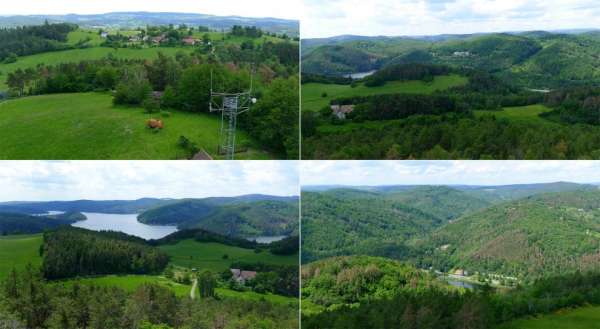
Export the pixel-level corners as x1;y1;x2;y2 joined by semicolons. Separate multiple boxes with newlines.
230;268;257;284
454;269;469;277
182;36;199;46
129;35;141;43
152;35;168;45
331;104;355;120
100;32;109;38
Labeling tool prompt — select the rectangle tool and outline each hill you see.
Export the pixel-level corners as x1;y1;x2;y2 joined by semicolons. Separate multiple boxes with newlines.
0;12;299;36
301;31;600;88
0;211;85;234
138;197;299;237
0;197;172;214
0;93;270;159
423;190;600;280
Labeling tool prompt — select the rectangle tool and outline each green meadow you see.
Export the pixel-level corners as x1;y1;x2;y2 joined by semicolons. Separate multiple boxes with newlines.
57;274;296;304
0;46;189;89
497;306;600;329
159;240;298;272
0;92;269;159
475;104;554;124
0;234;43;280
302;74;468;112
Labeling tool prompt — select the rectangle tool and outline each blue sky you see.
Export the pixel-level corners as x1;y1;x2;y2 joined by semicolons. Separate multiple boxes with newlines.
301;161;600;186
0;0;300;20
0;161;299;202
302;0;600;38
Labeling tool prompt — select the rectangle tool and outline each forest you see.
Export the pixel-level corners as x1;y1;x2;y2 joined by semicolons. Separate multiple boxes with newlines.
0;22;76;62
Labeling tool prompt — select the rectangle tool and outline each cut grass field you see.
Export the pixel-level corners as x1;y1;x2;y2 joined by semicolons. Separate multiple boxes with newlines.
497;306;600;329
302;74;468;112
58;274;297;305
0;92;269;159
0;46;190;89
0;234;43;280
475;104;554;124
159;240;298;272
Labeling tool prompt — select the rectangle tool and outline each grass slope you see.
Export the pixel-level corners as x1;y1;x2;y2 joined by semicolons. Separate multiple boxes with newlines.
0;92;269;159
0;234;43;280
57;274;296;304
475;105;554;124
302;74;467;112
0;46;189;89
159;240;297;271
497;306;600;329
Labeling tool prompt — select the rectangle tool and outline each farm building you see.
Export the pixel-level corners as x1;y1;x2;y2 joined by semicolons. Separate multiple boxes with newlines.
331;104;355;119
230;269;257;284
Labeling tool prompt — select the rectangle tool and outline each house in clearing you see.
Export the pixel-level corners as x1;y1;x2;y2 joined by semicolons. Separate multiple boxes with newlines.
331;104;355;119
230;269;257;284
100;32;109;38
152;35;168;45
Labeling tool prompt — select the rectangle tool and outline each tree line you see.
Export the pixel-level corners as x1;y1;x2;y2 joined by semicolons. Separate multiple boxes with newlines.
41;227;169;279
0;265;297;329
0;22;76;62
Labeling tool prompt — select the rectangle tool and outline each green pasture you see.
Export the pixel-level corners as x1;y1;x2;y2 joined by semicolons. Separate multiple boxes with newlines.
497;306;600;329
0;234;43;280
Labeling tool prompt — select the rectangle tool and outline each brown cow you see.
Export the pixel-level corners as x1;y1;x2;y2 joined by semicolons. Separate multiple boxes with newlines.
147;119;164;129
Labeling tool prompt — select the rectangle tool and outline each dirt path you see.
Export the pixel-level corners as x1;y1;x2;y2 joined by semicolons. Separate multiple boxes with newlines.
190;278;198;299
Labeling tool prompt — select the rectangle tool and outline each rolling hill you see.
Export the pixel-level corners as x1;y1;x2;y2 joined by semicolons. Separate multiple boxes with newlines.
0;12;299;36
0;211;85;234
138;196;299;237
424;190;600;279
302;31;600;87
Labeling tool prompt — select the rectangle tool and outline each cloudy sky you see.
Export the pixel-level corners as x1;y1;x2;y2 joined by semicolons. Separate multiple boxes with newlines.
302;161;600;186
0;161;299;202
302;0;600;38
0;0;300;20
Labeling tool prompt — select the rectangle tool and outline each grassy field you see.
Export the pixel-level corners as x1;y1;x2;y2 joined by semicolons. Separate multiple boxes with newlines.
66;30;105;46
0;92;269;159
475;104;554;123
302;74;468;112
0;234;43;280
58;274;297;304
497;306;600;329
0;46;190;89
159;240;298;271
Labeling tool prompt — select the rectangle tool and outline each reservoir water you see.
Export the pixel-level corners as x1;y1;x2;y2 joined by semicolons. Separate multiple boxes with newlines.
247;235;287;244
345;70;377;79
71;212;178;240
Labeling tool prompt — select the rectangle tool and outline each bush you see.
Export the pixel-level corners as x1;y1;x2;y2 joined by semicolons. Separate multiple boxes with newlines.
160;110;172;118
143;97;160;113
3;53;17;64
113;79;152;106
321;92;328;98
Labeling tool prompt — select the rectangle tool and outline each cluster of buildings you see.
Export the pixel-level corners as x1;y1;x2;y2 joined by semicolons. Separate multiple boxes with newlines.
100;31;208;47
230;268;257;284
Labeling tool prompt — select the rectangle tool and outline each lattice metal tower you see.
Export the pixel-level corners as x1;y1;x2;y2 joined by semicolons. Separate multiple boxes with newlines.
209;72;255;160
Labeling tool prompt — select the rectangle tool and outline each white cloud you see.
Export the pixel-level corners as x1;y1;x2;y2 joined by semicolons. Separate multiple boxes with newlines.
302;0;600;38
301;161;600;186
0;0;300;20
0;161;299;201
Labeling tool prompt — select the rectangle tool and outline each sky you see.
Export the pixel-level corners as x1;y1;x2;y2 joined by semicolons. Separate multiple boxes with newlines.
301;161;600;186
0;0;300;20
302;0;600;38
0;161;299;202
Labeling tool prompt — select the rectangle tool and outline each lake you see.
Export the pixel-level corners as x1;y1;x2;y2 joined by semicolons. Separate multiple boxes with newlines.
247;235;287;244
345;70;377;79
71;212;178;240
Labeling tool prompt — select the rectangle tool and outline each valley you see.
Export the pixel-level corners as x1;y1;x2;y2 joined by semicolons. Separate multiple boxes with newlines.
301;181;600;328
301;31;600;160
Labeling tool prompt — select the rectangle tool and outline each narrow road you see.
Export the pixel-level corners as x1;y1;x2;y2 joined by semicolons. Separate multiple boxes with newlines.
190;278;198;299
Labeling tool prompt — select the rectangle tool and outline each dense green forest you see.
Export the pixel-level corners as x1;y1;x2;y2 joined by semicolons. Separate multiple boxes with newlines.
42;228;169;279
0;22;76;61
302;184;600;327
302;184;600;279
302;31;600;160
0;212;85;235
139;198;299;237
302;256;600;329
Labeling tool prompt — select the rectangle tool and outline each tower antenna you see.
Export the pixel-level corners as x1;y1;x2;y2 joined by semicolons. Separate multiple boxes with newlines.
209;69;256;160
